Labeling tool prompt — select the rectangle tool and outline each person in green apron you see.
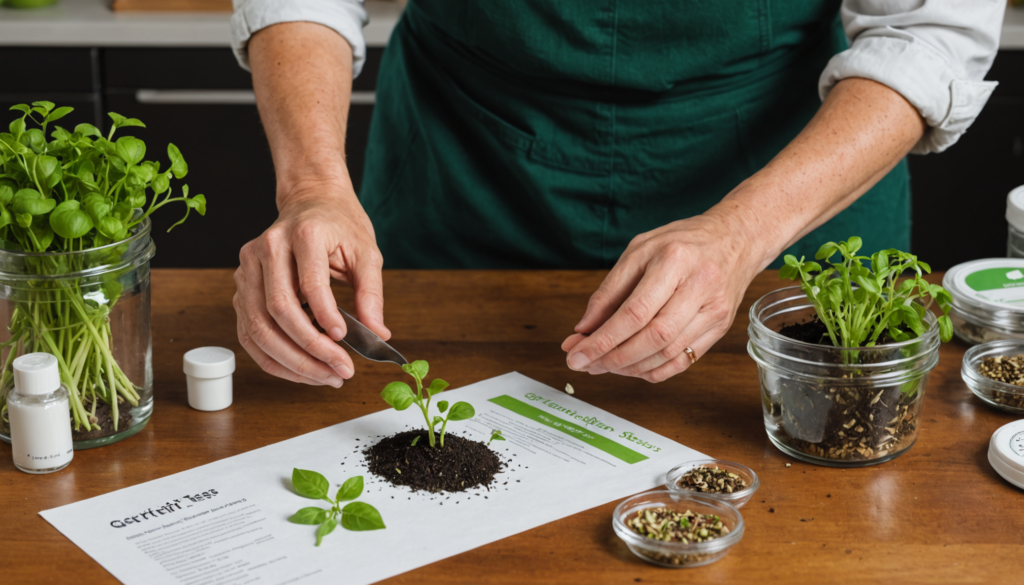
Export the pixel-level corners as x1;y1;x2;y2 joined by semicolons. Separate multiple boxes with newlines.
229;0;1002;386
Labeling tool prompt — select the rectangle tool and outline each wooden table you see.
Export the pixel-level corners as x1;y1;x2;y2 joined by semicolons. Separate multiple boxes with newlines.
2;269;1022;584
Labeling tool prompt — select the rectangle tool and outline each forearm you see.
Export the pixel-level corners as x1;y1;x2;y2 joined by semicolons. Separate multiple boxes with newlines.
249;21;355;207
708;77;927;272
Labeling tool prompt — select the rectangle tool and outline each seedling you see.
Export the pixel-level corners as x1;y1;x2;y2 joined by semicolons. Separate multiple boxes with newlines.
488;430;505;445
288;469;385;546
780;237;953;348
380;360;501;449
0;103;207;434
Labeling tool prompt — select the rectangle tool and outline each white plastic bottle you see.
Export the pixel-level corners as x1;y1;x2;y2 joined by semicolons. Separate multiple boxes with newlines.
8;353;74;474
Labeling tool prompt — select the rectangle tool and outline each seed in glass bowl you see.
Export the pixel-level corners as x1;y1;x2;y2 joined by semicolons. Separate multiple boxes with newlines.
675;466;748;494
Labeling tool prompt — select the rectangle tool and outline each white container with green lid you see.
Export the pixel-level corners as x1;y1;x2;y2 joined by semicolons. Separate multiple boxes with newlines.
943;259;1024;345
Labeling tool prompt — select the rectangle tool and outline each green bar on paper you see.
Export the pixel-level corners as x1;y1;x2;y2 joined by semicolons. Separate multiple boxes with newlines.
488;395;649;464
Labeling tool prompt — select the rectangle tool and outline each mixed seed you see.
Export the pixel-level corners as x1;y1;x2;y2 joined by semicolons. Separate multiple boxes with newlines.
626;507;729;544
675;466;748;494
977;355;1024;409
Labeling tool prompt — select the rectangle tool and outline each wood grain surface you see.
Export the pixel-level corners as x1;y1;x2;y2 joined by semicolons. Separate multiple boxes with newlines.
1;269;1022;584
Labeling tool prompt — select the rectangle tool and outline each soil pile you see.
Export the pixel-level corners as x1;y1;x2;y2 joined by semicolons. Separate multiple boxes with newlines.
364;430;505;493
72;399;133;441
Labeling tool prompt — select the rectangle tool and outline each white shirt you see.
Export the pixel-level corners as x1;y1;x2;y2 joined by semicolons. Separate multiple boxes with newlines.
230;0;1004;155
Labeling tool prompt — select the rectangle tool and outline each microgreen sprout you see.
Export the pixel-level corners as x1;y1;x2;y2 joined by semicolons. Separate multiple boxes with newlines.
488;430;505;445
380;360;502;449
780;237;953;348
288;469;385;546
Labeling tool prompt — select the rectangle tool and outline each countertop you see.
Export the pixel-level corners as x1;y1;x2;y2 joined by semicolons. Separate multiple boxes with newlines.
2;0;1024;50
0;0;401;47
2;268;1023;584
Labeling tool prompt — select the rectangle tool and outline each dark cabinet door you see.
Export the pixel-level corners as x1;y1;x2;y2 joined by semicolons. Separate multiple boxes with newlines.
104;90;279;269
104;48;380;268
909;50;1024;269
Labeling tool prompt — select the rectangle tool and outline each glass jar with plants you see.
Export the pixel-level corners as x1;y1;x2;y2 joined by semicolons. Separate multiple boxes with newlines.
747;237;952;466
0;102;206;448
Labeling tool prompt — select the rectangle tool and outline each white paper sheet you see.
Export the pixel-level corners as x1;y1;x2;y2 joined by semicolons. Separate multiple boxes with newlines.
41;372;706;585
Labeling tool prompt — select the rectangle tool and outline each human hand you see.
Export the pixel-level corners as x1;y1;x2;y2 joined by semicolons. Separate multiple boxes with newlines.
233;180;388;387
561;215;760;383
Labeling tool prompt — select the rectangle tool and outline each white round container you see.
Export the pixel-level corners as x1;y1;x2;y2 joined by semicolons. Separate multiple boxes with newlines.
8;353;74;474
1006;186;1024;258
183;347;235;411
988;419;1024;490
943;259;1024;345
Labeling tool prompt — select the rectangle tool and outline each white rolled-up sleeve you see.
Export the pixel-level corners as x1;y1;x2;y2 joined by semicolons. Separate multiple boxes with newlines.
231;0;370;77
820;0;1004;154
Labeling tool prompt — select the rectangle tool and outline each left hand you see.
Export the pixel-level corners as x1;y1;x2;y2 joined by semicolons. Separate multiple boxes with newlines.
561;214;760;382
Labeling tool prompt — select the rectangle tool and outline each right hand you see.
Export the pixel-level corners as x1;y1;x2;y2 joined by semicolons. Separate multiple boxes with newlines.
233;180;389;387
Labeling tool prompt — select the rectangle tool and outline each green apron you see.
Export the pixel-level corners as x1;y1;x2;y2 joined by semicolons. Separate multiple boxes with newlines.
360;0;910;269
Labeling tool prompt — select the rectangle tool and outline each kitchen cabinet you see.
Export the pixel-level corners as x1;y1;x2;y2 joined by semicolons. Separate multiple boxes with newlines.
102;47;381;268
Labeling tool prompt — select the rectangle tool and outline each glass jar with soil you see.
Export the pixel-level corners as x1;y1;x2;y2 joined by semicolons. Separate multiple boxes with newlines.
0;219;155;449
747;286;940;467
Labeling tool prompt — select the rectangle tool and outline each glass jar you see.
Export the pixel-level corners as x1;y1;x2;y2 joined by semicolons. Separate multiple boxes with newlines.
747;286;939;467
1007;185;1024;258
0;219;155;449
943;259;1024;345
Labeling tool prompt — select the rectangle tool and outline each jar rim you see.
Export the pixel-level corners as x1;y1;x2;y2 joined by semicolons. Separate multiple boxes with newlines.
0;217;151;259
748;285;940;352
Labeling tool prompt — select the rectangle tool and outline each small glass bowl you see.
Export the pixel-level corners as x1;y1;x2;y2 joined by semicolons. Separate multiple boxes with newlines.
962;339;1024;414
612;490;744;569
665;459;759;508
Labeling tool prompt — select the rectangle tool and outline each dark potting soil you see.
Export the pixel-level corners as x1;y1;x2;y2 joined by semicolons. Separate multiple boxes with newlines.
72;399;133;441
778;317;898;347
364;430;505;493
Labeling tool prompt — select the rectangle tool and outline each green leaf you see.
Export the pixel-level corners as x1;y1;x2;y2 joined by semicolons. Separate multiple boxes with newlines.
45;107;74;123
167;143;188;178
0;185;12;206
401;360;429;380
83;196;112;224
151;171;170;195
15;213;32;228
778;265;798;280
34;155;62;190
783;254;799;267
97;216;125;240
31;224;54;251
432;415;443;428
846;236;862;255
74;123;101;138
187;193;207;215
335;476;363;502
103;280;124;302
446;401;475;422
288;507;328;525
380;381;415;411
0;204;11;230
340;502;385;531
815;242;838;261
21;129;45;153
31;101;55;114
938;315;953;343
315;517;338;546
851;272;881;295
50;201;94;239
8;118;25;138
437;400;449;413
9;104;30;114
410;435;421;447
115;136;146;166
427;379;448;396
292;468;330;500
12;189;55;216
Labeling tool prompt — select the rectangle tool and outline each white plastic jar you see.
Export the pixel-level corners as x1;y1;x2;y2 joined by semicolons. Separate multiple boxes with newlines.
1006;185;1024;258
8;353;74;474
943;258;1024;345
